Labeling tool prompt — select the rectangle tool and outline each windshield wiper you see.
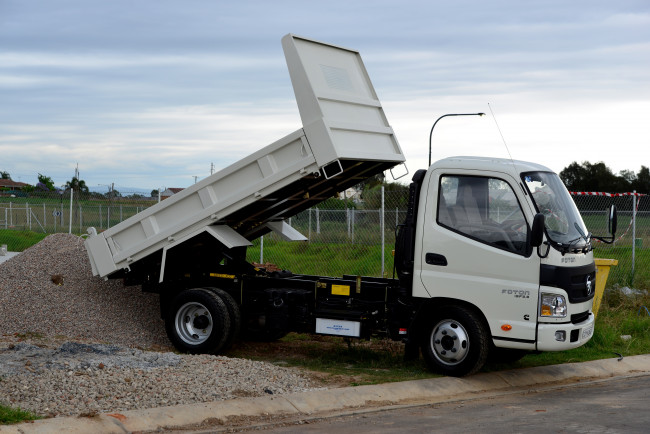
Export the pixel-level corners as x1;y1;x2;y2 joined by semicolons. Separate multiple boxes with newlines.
571;222;592;253
547;224;592;255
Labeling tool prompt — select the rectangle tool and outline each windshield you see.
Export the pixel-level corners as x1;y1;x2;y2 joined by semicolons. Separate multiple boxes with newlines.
522;171;589;251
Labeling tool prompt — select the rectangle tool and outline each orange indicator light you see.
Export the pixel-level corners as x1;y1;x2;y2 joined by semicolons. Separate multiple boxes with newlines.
501;324;512;331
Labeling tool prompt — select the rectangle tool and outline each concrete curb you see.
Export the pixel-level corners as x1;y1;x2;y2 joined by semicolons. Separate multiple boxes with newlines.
3;354;649;433
0;251;20;265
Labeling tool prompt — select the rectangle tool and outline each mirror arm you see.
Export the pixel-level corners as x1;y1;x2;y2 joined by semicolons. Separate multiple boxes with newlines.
591;235;616;244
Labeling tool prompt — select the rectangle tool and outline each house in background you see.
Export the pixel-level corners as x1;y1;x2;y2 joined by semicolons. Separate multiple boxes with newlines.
0;179;31;197
160;188;185;200
338;187;361;202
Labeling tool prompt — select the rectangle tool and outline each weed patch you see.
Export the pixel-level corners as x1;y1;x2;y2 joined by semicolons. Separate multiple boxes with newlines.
0;403;41;425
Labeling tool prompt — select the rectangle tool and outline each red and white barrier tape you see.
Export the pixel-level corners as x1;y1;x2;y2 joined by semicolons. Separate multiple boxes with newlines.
570;191;646;197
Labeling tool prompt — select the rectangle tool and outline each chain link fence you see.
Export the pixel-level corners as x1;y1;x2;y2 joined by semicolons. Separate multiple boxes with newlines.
248;190;407;278
1;187;648;289
571;192;649;289
0;189;158;251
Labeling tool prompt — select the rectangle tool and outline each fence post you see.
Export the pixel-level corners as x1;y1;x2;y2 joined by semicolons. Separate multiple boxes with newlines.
308;208;312;241
27;203;31;231
632;191;637;278
68;189;73;234
260;236;264;264
347;208;351;239
381;186;385;277
43;204;46;230
316;208;320;234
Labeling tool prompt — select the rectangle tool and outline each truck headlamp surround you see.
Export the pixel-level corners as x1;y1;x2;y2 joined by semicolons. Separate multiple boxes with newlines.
540;293;567;318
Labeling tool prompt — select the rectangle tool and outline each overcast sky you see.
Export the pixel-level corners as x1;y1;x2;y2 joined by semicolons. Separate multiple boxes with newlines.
1;0;648;192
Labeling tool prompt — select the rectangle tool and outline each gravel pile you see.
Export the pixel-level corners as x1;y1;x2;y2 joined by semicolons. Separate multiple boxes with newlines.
0;234;321;417
0;233;168;348
0;342;316;417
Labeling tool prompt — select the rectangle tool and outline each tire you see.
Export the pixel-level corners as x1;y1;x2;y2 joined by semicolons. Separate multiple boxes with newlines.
164;288;231;354
203;287;241;351
421;306;489;377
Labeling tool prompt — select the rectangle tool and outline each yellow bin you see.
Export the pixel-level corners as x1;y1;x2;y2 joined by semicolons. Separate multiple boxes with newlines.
592;258;619;317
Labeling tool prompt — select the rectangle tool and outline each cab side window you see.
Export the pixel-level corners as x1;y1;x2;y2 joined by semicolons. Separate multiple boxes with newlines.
438;175;529;255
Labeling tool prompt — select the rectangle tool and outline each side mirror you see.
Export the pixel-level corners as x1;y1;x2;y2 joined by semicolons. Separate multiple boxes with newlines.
592;204;618;244
530;213;545;247
608;204;617;235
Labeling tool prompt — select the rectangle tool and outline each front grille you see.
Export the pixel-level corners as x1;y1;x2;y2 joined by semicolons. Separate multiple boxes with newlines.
571;311;590;324
540;264;596;303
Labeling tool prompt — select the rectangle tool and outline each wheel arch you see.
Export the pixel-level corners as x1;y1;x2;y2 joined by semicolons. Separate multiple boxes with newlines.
411;297;492;341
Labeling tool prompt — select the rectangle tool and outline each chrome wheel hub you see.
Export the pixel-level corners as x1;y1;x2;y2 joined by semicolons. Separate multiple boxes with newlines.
430;319;470;366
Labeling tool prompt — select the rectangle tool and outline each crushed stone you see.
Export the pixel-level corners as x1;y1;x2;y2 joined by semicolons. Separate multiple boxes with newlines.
0;234;321;417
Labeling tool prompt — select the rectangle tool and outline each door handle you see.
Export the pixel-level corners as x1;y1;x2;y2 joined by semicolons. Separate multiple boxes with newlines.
426;253;448;266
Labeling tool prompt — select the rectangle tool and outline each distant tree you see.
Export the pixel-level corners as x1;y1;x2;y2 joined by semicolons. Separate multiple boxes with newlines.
314;197;356;210
65;176;89;194
362;181;409;210
151;189;159;198
632;166;650;194
619;169;636;185
37;173;56;191
559;161;629;192
1;171;10;180
356;173;385;193
105;189;121;199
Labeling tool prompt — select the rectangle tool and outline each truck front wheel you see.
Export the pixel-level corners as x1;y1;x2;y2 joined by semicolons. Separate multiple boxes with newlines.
421;306;489;377
165;288;231;354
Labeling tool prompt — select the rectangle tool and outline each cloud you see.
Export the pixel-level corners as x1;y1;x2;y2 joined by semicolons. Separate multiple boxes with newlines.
1;0;648;190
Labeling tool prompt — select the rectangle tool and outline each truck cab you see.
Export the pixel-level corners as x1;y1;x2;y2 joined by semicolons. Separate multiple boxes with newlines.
398;156;598;375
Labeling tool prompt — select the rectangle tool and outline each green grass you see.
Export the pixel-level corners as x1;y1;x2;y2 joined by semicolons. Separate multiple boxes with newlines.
0;403;41;425
0;229;49;252
248;239;396;278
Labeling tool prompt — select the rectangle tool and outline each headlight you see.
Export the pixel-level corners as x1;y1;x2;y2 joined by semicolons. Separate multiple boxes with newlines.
540;293;567;318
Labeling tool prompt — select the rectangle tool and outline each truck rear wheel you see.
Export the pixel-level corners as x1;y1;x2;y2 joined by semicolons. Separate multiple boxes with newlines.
421;306;489;377
165;288;231;354
202;287;241;351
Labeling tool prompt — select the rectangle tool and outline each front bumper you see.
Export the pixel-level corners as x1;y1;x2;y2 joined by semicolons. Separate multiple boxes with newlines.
536;312;595;351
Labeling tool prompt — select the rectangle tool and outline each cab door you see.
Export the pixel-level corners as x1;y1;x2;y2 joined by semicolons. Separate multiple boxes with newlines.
414;170;540;348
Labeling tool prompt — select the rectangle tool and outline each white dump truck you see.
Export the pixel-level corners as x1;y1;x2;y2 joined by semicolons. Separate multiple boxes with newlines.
85;34;617;376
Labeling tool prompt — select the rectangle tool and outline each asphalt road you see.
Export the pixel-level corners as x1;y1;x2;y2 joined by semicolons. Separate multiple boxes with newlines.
245;374;650;434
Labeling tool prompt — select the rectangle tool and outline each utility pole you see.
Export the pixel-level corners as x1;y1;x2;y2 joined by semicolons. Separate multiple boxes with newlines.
108;182;114;229
210;162;215;175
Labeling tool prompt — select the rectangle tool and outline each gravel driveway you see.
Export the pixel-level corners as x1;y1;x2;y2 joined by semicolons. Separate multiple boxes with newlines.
0;234;321;418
